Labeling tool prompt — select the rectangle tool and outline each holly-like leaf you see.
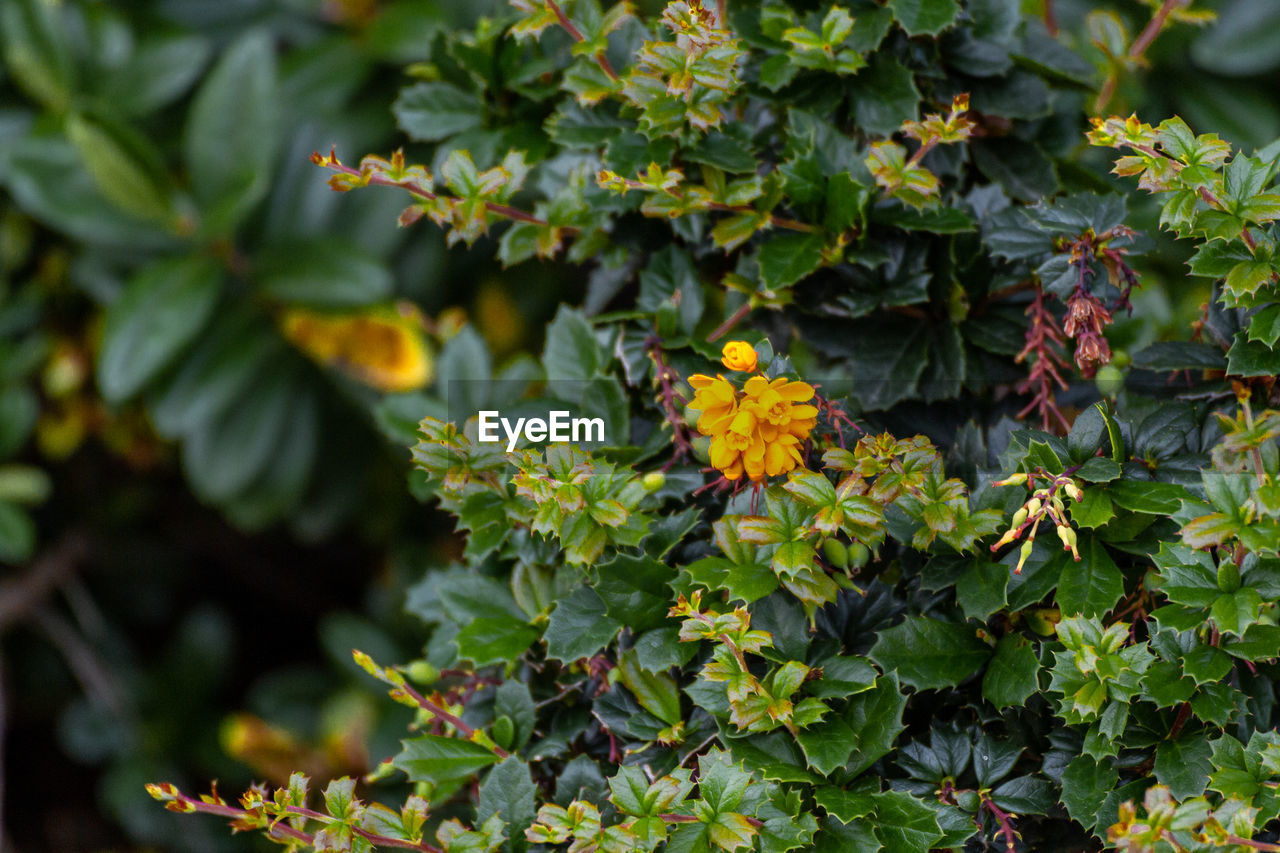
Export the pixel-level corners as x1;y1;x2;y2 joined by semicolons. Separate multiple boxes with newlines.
870;618;992;691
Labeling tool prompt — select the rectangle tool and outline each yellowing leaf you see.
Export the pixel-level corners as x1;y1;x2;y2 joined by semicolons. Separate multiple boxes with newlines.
281;304;433;392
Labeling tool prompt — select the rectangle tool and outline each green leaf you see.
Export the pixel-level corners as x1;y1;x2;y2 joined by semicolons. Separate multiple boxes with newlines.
97;256;223;403
982;633;1040;709
184;30;280;227
495;680;536;751
0;388;38;458
797;716;858;777
1227;331;1280;377
258;240;394;307
1059;755;1117;831
1248;304;1280;347
1154;734;1213;800
0;500;36;563
99;33;212;116
149;309;281;439
617;648;682;726
181;366;300;503
393;81;485;142
871;205;975;234
758;233;824;291
1191;2;1280;76
1055;536;1124;618
1132;341;1228;372
972;138;1057;202
870;618;992;691
394;734;499;786
542;306;599;384
956;558;1008;621
989;776;1054;815
871;790;944;853
1075;458;1121;483
1106;480;1187;515
814;786;875;825
477;757;537;850
848;55;920;136
455;618;539;667
66;114;172;225
544;586;621;662
595;554;676;633
886;0;960;36
844;674;907;776
0;0;74;110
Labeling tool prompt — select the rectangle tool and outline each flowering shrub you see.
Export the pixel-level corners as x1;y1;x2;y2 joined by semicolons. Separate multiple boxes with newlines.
106;0;1280;851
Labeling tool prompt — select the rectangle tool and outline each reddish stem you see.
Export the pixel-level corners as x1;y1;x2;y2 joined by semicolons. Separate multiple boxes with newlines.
547;0;619;80
707;302;753;342
397;681;510;760
981;796;1019;852
316;156;552;227
646;337;697;468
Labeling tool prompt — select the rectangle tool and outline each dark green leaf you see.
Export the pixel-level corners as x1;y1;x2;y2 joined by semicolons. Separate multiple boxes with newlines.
97;256;223;403
393;81;485;142
869;618;992;691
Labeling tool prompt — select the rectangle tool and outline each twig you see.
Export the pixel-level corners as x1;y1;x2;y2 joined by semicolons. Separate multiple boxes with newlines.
1093;0;1187;114
30;606;127;717
396;680;511;760
0;534;91;633
1128;0;1185;60
1043;0;1058;36
314;155;554;228
646;337;696;467
707;302;752;342
153;786;447;853
981;795;1019;852
547;0;619;80
609;175;818;233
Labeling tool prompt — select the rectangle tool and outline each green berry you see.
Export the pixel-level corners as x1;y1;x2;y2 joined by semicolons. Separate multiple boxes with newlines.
1095;364;1124;397
822;539;849;568
847;542;870;568
642;471;666;492
406;661;439;685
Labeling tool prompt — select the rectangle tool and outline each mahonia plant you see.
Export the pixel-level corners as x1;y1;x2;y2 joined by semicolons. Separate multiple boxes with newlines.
149;1;1280;852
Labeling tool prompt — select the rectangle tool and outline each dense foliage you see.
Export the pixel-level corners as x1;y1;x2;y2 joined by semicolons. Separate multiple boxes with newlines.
127;1;1280;852
7;0;1280;851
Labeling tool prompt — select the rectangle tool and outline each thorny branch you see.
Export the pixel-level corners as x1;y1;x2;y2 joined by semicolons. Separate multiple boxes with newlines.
647;336;696;468
312;152;554;228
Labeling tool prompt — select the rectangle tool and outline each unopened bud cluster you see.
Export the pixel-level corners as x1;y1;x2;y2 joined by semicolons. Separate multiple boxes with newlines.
990;470;1084;573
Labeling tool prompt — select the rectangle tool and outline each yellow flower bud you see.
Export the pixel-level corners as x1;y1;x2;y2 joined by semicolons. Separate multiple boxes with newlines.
1057;525;1080;561
994;472;1028;487
720;340;758;372
1025;497;1042;516
1064;482;1083;501
1015;539;1035;575
1010;507;1028;528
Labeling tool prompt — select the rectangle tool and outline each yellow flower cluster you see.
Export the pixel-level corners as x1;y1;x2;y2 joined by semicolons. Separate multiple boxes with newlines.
687;343;817;482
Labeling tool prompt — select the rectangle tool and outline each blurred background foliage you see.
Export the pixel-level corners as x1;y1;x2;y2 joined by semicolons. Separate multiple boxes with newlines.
0;0;1278;850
